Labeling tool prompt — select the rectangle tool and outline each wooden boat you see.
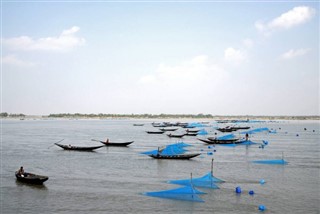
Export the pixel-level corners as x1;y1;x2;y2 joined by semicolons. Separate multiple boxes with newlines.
146;131;165;134
217;126;250;132
15;172;48;185
159;128;179;132
148;153;200;160
167;133;185;138
185;129;200;133
133;124;144;126
198;138;240;144
217;127;236;132
54;143;104;151
91;139;134;147
184;132;198;136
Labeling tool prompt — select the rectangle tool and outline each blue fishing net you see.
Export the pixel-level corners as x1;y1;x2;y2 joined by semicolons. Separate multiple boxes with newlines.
144;185;205;202
217;134;236;140
141;142;190;155
168;172;224;189
252;159;288;165
236;140;259;145
197;129;208;135
240;127;270;134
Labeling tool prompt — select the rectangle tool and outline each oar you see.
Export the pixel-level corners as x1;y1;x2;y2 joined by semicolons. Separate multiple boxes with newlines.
91;139;103;143
48;139;64;149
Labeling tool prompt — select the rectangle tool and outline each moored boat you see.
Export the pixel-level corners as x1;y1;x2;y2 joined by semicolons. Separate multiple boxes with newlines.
91;139;134;146
198;138;240;144
167;133;185;138
148;153;200;160
54;143;104;151
146;131;165;134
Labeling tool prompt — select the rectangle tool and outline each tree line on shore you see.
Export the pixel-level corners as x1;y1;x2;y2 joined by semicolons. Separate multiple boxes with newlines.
47;113;214;119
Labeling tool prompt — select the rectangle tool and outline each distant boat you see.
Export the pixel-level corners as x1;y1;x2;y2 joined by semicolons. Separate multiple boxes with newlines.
15;172;48;185
185;129;200;133
160;128;179;132
54;143;104;151
146;131;165;134
198;138;240;144
167;133;185;138
148;153;200;160
91;139;134;147
133;124;144;126
184;132;198;136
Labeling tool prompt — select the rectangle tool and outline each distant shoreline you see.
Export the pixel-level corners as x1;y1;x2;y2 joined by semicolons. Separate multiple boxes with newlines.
1;113;319;120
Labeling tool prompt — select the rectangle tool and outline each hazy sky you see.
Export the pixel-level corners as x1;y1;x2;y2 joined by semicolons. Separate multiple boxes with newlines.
1;1;319;116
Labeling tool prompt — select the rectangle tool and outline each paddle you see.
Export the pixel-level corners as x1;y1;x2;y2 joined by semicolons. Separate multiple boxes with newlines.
91;139;103;143
48;139;64;149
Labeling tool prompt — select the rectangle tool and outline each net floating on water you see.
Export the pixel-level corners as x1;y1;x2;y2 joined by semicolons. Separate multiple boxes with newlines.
144;185;206;202
167;172;224;189
252;159;288;165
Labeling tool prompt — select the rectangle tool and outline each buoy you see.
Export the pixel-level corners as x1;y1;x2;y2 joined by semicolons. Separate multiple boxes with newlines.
208;146;212;149
235;186;241;193
296;134;299;137
260;179;265;184
207;152;213;155
249;190;255;195
258;205;266;211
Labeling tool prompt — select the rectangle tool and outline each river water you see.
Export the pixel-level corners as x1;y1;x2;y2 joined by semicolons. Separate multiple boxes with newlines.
1;119;319;214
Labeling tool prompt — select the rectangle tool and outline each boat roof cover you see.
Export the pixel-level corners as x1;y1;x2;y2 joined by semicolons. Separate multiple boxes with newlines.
167;172;224;189
144;185;205;202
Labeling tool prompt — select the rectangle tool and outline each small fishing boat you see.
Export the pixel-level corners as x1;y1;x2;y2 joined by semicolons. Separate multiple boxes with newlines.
146;131;165;134
54;143;104;151
159;128;179;132
15;172;48;185
133;124;144;126
184;132;198;136
167;133;185;138
91;139;134;147
148;153;200;160
198;138;240;144
185;129;200;133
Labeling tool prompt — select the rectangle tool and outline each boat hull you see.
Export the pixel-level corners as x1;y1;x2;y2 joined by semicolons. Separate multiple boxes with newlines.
148;153;200;159
55;143;104;151
15;172;48;185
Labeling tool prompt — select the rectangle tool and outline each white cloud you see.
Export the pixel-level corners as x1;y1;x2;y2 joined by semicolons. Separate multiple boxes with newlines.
242;38;254;48
280;48;310;60
139;55;226;88
224;47;247;64
1;54;35;67
255;6;316;34
2;26;85;52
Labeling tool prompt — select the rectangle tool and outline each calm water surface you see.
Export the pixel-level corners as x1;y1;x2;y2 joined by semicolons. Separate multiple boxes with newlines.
1;119;319;214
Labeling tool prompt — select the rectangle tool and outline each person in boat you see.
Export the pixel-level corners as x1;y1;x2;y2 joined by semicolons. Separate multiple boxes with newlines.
157;147;160;157
245;133;249;141
17;166;25;176
105;138;109;144
68;144;72;148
